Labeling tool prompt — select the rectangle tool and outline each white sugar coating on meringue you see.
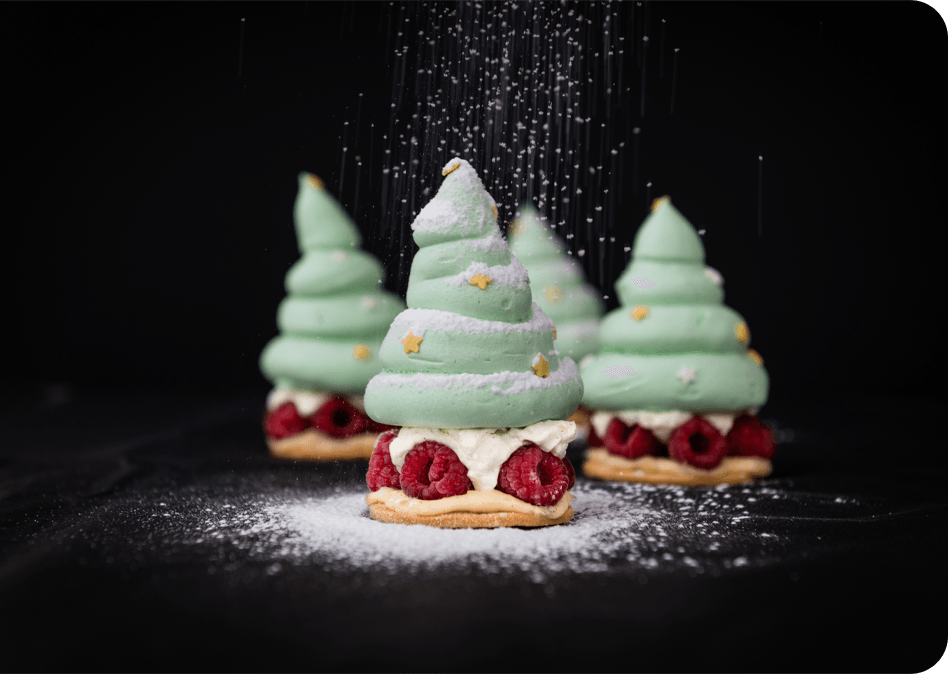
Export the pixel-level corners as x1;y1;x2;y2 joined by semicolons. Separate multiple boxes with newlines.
467;232;509;253
370;355;579;395
388;420;576;491
389;302;553;336
590;410;738;443
444;258;529;290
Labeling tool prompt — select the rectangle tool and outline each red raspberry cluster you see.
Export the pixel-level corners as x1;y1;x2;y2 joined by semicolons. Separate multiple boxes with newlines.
600;413;775;470
263;398;395;440
367;435;576;506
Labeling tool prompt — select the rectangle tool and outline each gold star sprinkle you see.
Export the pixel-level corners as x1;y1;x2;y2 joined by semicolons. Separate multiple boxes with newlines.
508;219;522;237
401;331;423;354
361;297;377;310
650;195;671;212
747;349;764;366
352;344;372;362
442;160;461;176
469;274;493;290
332;251;347;262
305;175;324;191
735;322;750;344
543;285;563;303
552;324;557;339
630;305;650;321
492;205;498;220
532;354;550;378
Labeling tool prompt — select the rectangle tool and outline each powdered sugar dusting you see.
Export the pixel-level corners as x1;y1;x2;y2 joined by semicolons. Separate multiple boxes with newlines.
368;354;579;395
467;233;508;253
412;197;469;233
390;302;553;336
177;480;811;582
444;259;529;290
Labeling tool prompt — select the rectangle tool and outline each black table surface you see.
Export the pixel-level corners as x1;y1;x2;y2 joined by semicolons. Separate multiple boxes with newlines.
2;387;946;672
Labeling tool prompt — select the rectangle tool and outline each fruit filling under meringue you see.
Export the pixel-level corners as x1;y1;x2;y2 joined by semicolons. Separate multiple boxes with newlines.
588;410;775;470
264;390;393;440
367;421;577;507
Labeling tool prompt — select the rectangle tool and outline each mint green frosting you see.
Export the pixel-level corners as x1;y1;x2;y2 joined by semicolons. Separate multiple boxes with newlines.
580;199;769;412
507;205;605;360
260;173;405;394
364;158;584;428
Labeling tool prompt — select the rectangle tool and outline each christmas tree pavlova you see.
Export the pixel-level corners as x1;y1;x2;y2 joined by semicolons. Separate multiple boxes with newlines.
260;173;405;460
364;158;584;528
507;204;605;435
580;197;775;486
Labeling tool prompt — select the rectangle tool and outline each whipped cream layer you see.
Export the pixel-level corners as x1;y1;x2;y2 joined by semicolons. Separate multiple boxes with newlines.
507;205;605;361
266;387;365;415
389;420;576;491
260;173;406;395
589;410;737;443
365;158;583;428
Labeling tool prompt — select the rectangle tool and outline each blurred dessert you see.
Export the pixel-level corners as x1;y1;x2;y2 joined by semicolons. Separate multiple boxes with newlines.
580;197;774;486
364;158;584;527
259;173;405;460
507;204;605;437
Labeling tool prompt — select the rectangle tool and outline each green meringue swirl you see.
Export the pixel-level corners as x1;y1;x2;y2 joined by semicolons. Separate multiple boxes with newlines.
580;199;769;412
260;173;405;394
365;158;583;428
507;204;605;360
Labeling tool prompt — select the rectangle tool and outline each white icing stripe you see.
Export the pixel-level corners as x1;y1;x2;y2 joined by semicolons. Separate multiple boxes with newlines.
368;356;578;394
389;420;577;491
590;410;738;442
390;302;553;336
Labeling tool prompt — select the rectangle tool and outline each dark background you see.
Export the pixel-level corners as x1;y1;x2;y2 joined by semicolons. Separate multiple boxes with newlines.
3;3;948;672
4;1;946;409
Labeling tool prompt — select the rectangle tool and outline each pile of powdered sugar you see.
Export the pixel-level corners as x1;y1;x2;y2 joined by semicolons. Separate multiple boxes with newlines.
180;479;811;582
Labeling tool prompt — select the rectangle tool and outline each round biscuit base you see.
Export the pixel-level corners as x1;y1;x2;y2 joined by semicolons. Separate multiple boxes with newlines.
267;428;377;461
368;503;575;529
583;448;772;487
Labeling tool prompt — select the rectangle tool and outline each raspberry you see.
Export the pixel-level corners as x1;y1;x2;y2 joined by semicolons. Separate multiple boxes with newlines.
602;418;662;459
587;423;603;448
311;396;368;438
726;414;776;460
399;441;472;500
497;444;571;507
563;456;576;490
264;401;310;439
667;417;728;470
366;431;401;491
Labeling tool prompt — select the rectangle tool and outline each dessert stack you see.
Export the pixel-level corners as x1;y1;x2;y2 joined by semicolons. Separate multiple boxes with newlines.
580;197;775;486
364;158;584;528
259;173;405;460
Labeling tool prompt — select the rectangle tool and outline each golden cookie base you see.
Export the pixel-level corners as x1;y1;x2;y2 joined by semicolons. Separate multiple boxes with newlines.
266;428;377;461
368;502;574;529
583;448;771;486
